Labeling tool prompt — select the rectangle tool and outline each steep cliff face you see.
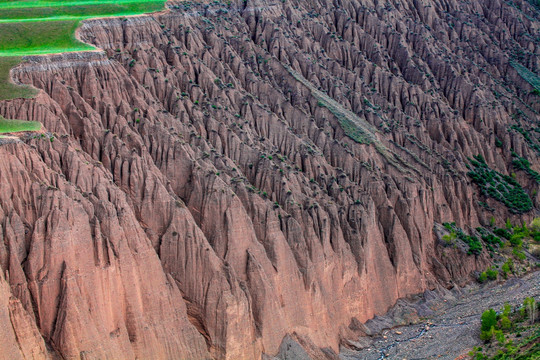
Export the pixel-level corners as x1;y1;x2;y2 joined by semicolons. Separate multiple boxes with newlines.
0;0;538;358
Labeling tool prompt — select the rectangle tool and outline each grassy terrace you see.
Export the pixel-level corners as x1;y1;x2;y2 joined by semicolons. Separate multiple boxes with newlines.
0;56;38;99
0;115;41;134
0;0;165;100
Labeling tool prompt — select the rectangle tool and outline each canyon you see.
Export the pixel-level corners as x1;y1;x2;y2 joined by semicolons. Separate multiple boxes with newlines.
0;0;539;359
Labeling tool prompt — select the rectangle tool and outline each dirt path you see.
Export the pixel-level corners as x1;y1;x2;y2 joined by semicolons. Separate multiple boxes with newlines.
341;271;540;360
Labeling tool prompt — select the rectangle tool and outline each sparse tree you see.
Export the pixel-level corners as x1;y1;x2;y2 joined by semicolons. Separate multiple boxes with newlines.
480;309;497;341
524;297;537;325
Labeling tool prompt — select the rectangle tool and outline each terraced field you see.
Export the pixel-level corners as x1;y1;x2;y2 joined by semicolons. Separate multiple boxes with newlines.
0;0;165;100
0;115;41;134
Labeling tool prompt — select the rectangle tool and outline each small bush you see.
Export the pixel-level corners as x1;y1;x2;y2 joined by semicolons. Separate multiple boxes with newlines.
486;267;498;280
478;272;488;283
500;315;511;330
501;259;513;278
442;231;457;246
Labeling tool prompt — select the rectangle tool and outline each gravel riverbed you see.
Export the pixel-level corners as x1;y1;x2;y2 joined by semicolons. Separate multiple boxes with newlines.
341;271;540;360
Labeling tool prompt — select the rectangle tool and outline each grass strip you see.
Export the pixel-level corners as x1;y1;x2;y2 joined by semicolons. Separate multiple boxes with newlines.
0;115;41;133
0;20;94;56
0;0;164;10
0;57;38;100
0;1;165;21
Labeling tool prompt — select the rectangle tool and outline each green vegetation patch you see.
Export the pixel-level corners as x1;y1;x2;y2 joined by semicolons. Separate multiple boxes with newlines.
0;20;92;56
511;61;540;93
476;226;504;253
0;57;38;100
317;100;371;144
474;218;540;284
0;0;165;99
470;298;539;359
0;115;41;133
442;222;483;255
0;1;165;56
512;152;540;183
528;0;540;10
0;1;165;22
510;125;540;155
467;155;533;214
285;65;413;174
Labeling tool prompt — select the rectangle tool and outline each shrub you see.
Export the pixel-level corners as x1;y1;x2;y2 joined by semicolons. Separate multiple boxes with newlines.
503;302;511;317
482;233;502;246
509;233;524;247
468;239;483;255
501;261;511;278
486;267;498;280
478;272;488;283
480;309;497;341
512;155;540;183
531;218;540;233
531;218;540;242
468;346;487;360
500;315;511;330
442;231;457;246
512;248;526;260
442;222;482;254
494;228;512;240
523;297;537;324
480;326;495;342
494;329;505;345
443;222;455;231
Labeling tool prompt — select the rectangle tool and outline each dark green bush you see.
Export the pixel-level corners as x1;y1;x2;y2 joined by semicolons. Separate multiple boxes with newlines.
486;267;498;280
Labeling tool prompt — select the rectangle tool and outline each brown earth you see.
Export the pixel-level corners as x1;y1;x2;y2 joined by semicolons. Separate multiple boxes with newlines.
0;0;539;358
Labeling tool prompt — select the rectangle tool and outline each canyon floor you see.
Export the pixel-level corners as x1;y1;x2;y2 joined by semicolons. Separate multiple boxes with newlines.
340;271;540;359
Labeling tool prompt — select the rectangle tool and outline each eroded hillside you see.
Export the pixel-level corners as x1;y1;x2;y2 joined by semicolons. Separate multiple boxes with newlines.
0;0;539;358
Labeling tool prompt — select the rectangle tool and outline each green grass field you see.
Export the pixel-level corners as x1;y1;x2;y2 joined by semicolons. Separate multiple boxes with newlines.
0;56;39;100
0;115;42;133
0;0;165;22
0;0;165;100
0;21;93;56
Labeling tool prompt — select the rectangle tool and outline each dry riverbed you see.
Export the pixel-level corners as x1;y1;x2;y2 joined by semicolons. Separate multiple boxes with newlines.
341;271;540;360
